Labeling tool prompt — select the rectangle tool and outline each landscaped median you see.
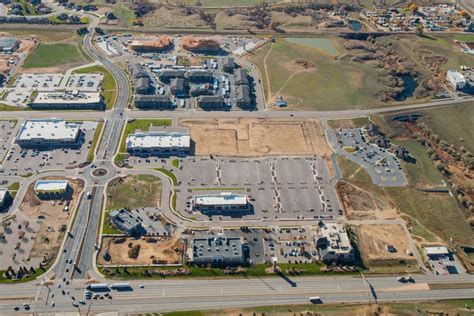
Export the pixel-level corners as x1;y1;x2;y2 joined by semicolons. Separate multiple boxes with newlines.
73;65;117;110
86;121;104;162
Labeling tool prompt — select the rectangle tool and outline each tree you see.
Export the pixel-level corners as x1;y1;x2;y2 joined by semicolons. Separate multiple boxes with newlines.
415;24;424;36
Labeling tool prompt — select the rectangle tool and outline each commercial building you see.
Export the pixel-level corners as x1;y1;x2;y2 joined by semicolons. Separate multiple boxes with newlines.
109;208;143;235
34;180;70;199
197;95;227;110
193;192;251;215
170;78;187;97
0;188;11;211
190;236;245;266
0;37;19;53
29;90;103;110
16;119;81;148
424;246;450;260
159;70;184;84
126;131;190;157
315;222;354;264
134;95;174;109
446;70;467;90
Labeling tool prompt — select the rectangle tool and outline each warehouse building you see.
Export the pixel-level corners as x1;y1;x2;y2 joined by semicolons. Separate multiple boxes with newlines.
193;192;251;215
446;70;467;90
126;131;190;157
0;188;11;211
109;208;143;235
170;78;187;97
16;119;82;148
29;90;103;110
134;95;174;109
0;37;19;53
190;236;246;266
197;95;227;110
315;222;354;264
34;180;70;200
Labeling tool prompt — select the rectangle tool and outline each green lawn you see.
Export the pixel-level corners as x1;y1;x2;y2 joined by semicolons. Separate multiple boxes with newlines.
87;122;104;162
328;117;369;129
23;43;88;68
119;119;172;152
172;159;180;169
102;210;124;235
106;174;162;210
73;65;117;110
0;104;30;111
248;39;387;110
114;5;135;27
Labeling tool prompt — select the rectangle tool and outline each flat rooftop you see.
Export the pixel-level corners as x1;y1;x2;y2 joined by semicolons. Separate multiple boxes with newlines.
192;236;243;261
126;131;190;149
34;180;69;192
17;119;80;141
318;223;352;254
0;189;7;203
31;91;101;105
194;192;248;206
109;209;141;231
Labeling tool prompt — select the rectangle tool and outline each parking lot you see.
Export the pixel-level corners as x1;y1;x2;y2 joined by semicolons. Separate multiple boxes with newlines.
2;121;99;176
0;120;18;163
335;128;406;187
158;156;343;222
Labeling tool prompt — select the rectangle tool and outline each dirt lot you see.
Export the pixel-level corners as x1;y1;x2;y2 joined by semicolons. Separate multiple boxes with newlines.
337;182;398;220
180;118;333;159
98;236;184;266
354;224;418;270
19;177;84;259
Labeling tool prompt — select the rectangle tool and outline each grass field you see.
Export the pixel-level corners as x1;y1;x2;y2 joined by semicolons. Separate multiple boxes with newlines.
4;29;77;42
114;4;135;26
248;39;386;110
23;43;88;69
337;139;473;245
106;174;162;210
73;65;117;109
160;300;474;316
119;119;172;152
102;210;123;235
86;122;104;162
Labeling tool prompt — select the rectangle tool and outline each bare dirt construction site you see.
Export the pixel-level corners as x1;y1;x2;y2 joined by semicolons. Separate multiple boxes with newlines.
337;181;398;220
98;236;184;266
354;224;419;273
11;177;84;265
180;118;333;159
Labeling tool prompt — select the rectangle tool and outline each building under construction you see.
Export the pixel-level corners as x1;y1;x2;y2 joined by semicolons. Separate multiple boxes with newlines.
129;36;173;53
181;36;221;54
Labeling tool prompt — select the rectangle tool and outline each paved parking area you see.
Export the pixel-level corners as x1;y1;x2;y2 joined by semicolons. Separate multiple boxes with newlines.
162;156;342;222
335;128;406;187
0;120;18;164
2;121;99;176
427;254;466;275
13;73;63;90
65;74;103;92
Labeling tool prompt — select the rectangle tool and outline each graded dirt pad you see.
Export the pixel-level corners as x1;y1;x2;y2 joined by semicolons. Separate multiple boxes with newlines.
354;224;417;266
337;181;398;220
180;118;333;159
19;177;84;259
98;236;184;266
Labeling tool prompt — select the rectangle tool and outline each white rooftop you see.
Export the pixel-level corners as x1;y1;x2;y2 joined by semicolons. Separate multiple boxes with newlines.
17;119;80;141
31;91;101;105
425;246;449;256
447;70;467;83
34;180;69;192
126;131;190;149
0;189;7;203
319;223;352;254
194;192;248;206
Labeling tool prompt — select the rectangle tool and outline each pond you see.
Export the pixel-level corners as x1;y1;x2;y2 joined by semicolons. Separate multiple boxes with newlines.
396;75;418;101
285;37;340;57
349;20;362;31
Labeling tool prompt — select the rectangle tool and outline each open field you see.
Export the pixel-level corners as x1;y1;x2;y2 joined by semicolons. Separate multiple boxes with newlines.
22;43;89;70
160;300;474;316
337;137;473;246
353;224;419;273
247;39;386;110
2;29;79;43
106;174;162;210
328;117;370;130
179;118;332;159
98;236;184;266
73;65;117;110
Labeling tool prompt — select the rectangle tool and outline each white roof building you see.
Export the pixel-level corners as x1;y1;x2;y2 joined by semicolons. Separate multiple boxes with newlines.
17;119;80;146
316;222;354;263
30;91;101;108
126;131;190;155
0;188;8;206
194;192;248;207
34;180;69;193
424;246;449;256
446;70;467;90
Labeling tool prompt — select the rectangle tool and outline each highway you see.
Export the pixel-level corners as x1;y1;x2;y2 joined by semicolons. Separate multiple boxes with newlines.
0;14;473;315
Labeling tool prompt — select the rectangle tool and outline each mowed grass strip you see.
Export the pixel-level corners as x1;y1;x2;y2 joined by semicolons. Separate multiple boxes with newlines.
119;119;172;152
73;65;117;110
23;43;88;68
